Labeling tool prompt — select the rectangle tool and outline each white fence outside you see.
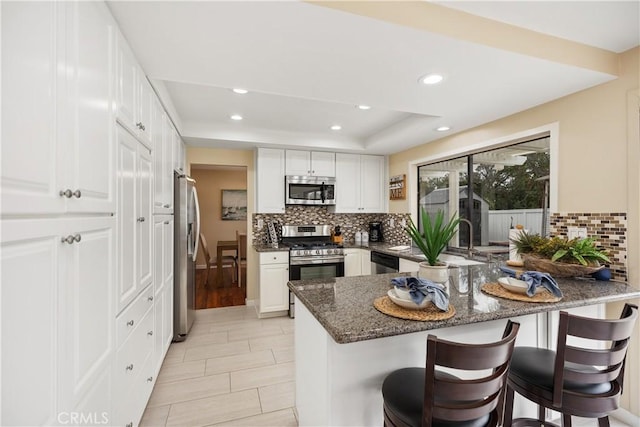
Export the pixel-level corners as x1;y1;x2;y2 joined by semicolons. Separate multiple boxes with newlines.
486;209;545;243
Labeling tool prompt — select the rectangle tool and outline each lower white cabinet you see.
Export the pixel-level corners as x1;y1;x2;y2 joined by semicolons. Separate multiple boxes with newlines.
1;216;115;426
258;251;290;314
345;248;373;277
153;215;174;373
399;258;420;273
113;285;155;427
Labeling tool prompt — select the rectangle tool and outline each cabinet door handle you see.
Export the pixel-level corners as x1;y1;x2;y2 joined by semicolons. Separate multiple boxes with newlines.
72;189;81;198
163;204;170;208
59;189;72;198
136;121;143;130
61;235;76;244
147;376;153;382
148;296;154;302
127;320;134;326
137;217;146;222
147;330;153;336
164;221;170;225
125;364;134;371
126;423;133;427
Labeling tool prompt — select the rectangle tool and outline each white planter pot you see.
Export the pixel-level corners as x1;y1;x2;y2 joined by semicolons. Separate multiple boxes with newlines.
418;262;449;284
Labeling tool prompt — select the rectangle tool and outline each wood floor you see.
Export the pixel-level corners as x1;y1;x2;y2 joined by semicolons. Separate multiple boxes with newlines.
195;266;246;310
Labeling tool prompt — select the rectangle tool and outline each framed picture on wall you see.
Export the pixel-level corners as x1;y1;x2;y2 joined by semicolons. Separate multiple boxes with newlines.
221;189;247;220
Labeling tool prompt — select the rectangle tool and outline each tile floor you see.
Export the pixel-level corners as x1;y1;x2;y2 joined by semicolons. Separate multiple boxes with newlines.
140;305;296;427
140;305;634;427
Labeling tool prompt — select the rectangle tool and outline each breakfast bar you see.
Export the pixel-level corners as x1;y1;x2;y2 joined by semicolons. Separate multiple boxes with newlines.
288;265;640;426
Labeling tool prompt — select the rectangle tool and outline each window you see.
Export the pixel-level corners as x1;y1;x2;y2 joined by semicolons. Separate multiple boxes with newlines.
417;137;550;256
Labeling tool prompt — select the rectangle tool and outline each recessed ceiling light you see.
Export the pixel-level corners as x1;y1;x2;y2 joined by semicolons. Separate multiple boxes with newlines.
330;125;342;131
357;105;371;110
232;88;248;94
230;114;243;121
420;74;444;85
436;126;450;132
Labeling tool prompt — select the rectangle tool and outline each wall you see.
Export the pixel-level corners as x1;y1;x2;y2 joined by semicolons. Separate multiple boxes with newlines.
191;167;247;266
186;147;257;301
389;47;640;416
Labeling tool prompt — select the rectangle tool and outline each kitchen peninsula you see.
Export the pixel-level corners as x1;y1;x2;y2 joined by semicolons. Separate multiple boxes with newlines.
288;266;640;426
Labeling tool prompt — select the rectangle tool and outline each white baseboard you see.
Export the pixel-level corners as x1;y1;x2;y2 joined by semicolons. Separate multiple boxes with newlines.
245;299;257;307
612;408;639;426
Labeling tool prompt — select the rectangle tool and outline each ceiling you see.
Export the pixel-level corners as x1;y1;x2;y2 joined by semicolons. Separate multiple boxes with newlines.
107;1;639;155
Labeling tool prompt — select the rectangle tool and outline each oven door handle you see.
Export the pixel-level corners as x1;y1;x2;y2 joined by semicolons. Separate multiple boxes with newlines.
290;256;345;265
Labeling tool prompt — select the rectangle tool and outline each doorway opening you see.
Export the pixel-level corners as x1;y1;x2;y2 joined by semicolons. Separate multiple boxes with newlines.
191;164;248;309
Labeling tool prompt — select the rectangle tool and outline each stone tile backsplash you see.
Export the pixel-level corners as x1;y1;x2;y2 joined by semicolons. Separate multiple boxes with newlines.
550;212;627;281
252;206;411;246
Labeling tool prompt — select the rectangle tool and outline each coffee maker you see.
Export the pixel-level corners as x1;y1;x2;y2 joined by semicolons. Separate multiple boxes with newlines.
369;222;383;242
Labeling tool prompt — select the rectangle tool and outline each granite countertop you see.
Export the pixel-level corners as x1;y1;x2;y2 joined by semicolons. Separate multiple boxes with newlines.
288;264;640;344
253;243;290;252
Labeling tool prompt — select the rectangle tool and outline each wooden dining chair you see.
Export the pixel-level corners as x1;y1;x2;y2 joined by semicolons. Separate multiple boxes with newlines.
200;233;236;287
235;230;247;288
504;303;638;427
382;320;520;427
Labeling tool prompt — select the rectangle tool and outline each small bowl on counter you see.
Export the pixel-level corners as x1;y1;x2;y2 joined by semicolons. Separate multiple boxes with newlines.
497;277;541;295
388;288;432;309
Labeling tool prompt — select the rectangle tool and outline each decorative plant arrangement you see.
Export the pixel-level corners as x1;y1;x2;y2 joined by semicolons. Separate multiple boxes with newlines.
405;208;461;266
405;209;460;284
511;231;609;277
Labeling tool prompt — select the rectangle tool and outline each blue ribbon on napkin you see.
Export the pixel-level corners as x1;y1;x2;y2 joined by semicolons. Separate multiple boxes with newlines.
390;277;449;310
499;267;563;298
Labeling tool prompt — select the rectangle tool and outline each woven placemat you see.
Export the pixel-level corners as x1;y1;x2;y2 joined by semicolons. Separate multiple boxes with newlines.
373;296;456;321
481;282;562;303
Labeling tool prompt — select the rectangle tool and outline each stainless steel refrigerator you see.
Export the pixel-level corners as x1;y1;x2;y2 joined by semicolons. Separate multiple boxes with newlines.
173;171;200;341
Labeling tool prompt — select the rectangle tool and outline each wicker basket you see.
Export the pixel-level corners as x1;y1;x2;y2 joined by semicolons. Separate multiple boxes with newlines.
522;254;604;278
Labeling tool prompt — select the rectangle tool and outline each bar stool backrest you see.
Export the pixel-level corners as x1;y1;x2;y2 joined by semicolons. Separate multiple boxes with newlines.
552;303;638;408
424;320;520;426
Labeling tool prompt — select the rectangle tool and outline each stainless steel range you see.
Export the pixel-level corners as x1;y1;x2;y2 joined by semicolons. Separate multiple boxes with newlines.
281;225;345;318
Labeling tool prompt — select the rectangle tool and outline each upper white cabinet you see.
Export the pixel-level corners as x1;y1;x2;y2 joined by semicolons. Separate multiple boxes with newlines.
256;148;286;213
285;150;335;177
334;154;385;213
1;1;115;215
115;31;151;145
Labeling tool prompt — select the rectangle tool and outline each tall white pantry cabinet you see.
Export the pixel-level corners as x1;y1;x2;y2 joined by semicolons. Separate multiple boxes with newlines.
0;2;183;426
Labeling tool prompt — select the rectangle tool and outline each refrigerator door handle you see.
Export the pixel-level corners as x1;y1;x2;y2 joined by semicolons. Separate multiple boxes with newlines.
192;186;201;261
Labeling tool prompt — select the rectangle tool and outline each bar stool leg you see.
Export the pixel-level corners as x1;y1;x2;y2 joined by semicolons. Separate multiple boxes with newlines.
597;417;610;427
504;385;515;427
561;413;571;427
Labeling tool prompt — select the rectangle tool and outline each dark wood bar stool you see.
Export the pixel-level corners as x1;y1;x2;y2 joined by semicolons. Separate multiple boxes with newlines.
504;303;638;427
382;320;520;427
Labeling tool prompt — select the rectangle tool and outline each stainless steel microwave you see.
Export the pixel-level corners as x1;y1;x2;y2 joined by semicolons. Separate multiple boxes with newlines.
285;175;336;205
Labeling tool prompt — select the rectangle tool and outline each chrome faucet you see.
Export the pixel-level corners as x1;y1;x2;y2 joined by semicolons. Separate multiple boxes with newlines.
458;218;474;258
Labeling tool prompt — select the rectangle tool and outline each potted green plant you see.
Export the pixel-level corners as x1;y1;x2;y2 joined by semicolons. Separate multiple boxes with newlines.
511;231;610;277
405;208;461;283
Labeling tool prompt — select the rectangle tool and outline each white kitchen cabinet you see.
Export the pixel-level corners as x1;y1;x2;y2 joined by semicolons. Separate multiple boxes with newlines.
113;285;155;427
345;248;373;276
152;99;172;213
361;250;372;275
258;251;290;315
344;248;363;277
333;153;385;213
173;126;185;173
256;148;286;213
1;1;115;216
117;124;153;313
399;258;420;273
285;150;335;177
153;216;173;372
1;216;115;426
115;30;152;144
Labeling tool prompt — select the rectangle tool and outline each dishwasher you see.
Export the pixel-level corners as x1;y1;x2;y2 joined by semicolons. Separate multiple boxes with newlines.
371;251;399;274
